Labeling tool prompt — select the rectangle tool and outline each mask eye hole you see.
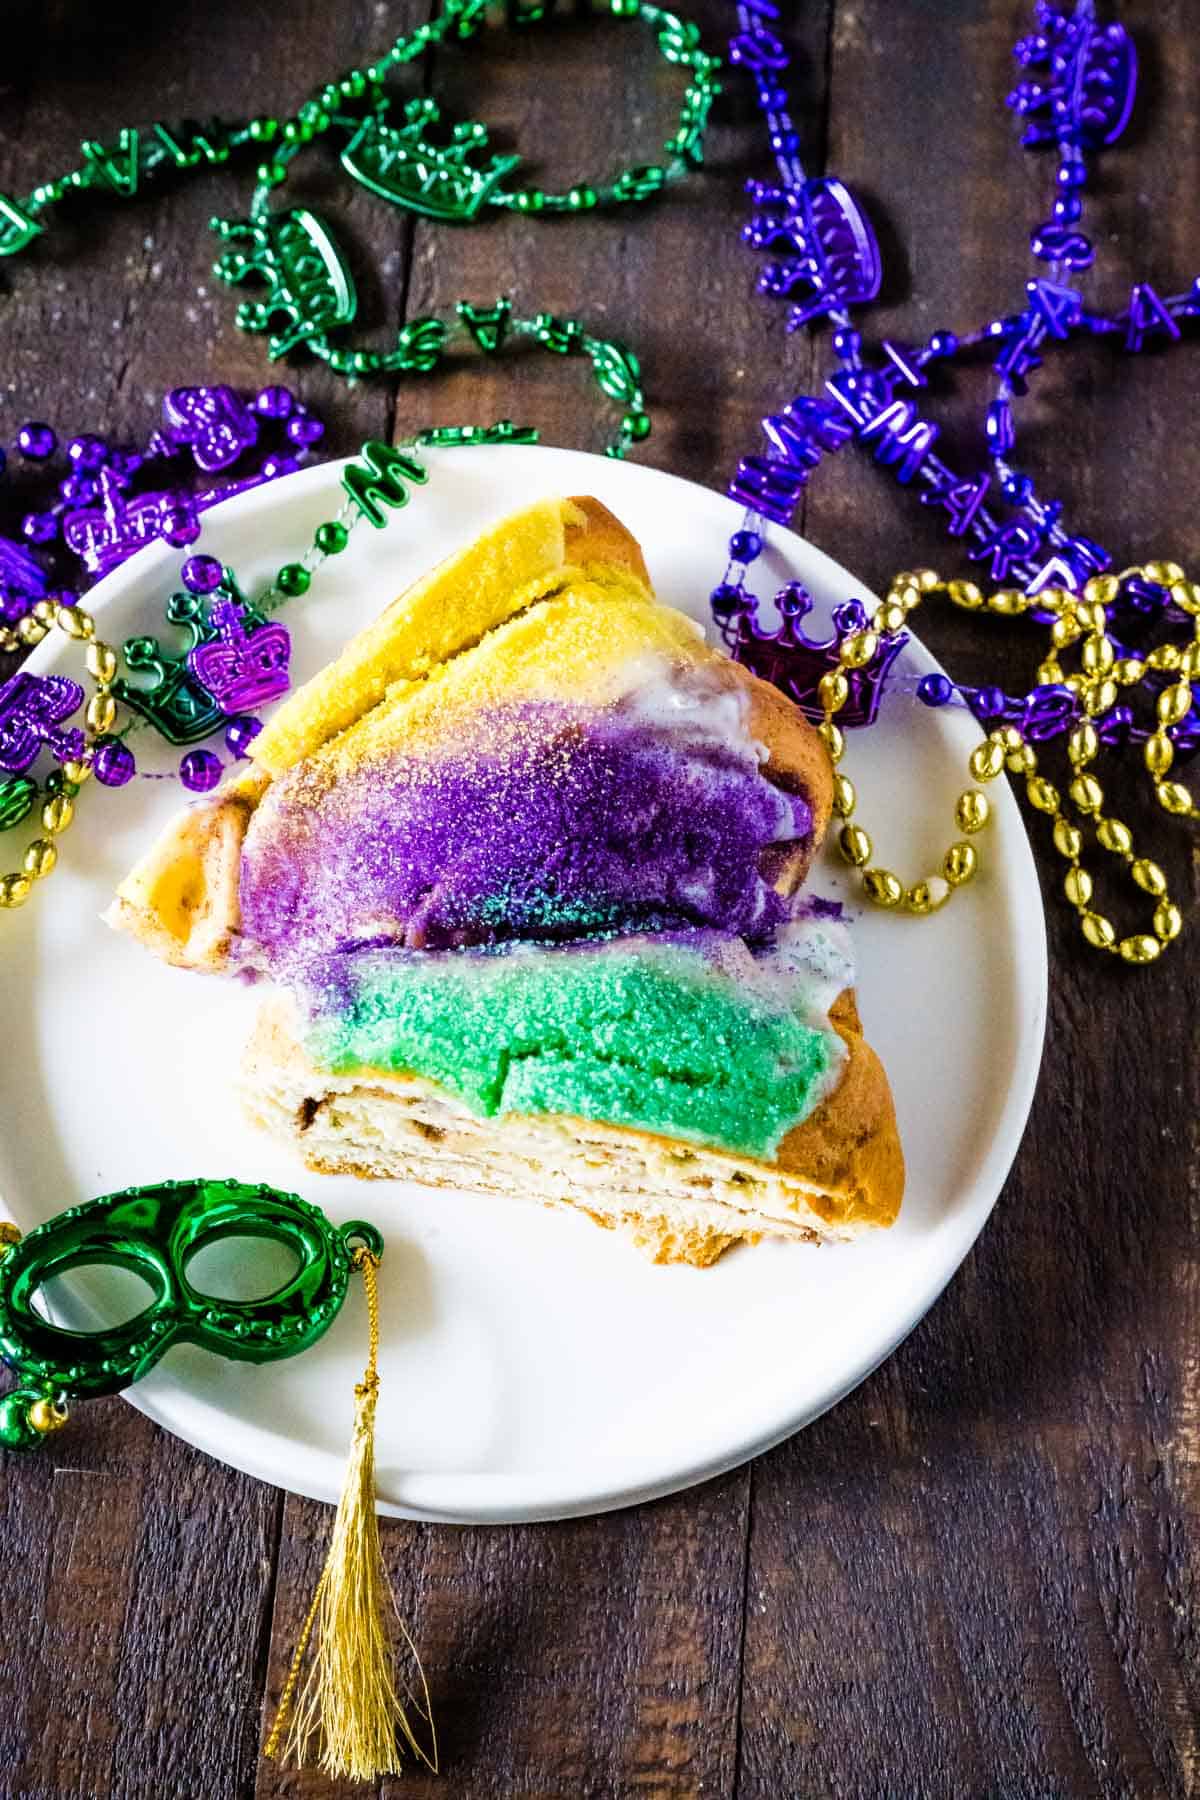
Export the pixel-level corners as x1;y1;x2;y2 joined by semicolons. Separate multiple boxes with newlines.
34;1263;158;1333
184;1234;302;1304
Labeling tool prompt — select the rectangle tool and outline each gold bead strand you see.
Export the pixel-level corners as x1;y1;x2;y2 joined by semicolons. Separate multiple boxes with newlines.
0;600;109;911
824;571;993;916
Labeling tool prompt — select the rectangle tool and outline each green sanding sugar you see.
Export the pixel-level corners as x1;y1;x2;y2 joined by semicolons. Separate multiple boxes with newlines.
303;937;835;1159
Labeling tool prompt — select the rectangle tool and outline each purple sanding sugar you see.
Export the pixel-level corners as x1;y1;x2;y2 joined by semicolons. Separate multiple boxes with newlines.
239;703;817;971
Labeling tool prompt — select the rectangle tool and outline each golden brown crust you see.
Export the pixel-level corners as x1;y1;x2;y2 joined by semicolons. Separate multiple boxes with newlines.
102;768;267;969
773;990;905;1226
564;495;652;588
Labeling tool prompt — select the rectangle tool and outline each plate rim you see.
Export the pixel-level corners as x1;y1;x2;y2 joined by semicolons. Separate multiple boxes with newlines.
2;446;1048;1521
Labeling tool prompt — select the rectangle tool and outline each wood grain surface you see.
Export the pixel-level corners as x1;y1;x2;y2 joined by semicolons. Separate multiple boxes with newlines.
1;2;1198;1796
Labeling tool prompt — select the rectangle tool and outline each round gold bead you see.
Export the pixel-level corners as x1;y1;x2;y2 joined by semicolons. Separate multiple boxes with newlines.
1068;774;1104;814
839;824;872;868
904;882;935;916
916;569;940;591
41;794;74;835
1050;616;1081;650
0;873;33;909
1181;642;1200;681
86;642;118;685
996;725;1023;753
1154;901;1183;942
1118;933;1162;965
955;789;990;834
62;758;92;785
23;839;57;880
1082;679;1118;717
1155;780;1195;816
1036;586;1068;615
1036;660;1064;687
0;627;17;655
895;583;922;612
1053;818;1083;859
862;866;904;907
818;670;849;714
892;571;919;593
1096;816;1132;856
1169;580;1200;614
1115;657;1146;686
1081;910;1116;950
947;580;984;611
832;774;856;818
1027;776;1060;814
1144;733;1174;777
17;616;47;647
876;602;907;634
969;739;1006;783
1063;866;1092;908
55;604;94;639
1157;681;1193;727
27;1397;69;1436
31;599;57;625
85;692;117;736
1084;574;1121;605
1081;636;1115;675
1147;643;1182;672
1005;743;1036;776
817;720;844;764
840;630;879;670
0;1221;22;1249
1131;857;1167;897
1144;560;1184;585
1067;723;1098;767
943;841;978;887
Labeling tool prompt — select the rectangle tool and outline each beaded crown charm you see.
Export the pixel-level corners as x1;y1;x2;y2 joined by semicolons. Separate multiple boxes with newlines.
341;98;522;222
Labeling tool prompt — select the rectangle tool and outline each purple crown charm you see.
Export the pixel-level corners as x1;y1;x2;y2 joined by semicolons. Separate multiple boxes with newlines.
0;672;86;775
743;177;882;331
62;468;200;579
188;598;292;715
163;384;259;473
727;586;905;728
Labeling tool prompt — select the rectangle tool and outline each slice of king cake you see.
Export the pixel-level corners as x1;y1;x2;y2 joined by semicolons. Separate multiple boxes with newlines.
108;495;903;1266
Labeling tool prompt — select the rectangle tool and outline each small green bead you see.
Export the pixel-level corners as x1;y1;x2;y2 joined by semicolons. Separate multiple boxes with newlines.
256;161;287;186
340;70;369;98
621;410;652;442
248;117;279;141
315;521;349;556
318;84;342;110
568;186;598;210
276;562;311;597
610;0;639;14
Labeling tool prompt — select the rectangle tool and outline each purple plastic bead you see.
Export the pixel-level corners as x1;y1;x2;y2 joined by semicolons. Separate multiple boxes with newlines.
286;413;325;448
179;748;223;793
729;529;763;563
93;738;136;787
973;686;1008;719
225;714;263;759
917;673;953;706
926;331;959;357
67;435;108;473
21;512;58;545
181;554;225;595
16;422;56;461
254;385;295;419
710;582;747;619
164;515;201;549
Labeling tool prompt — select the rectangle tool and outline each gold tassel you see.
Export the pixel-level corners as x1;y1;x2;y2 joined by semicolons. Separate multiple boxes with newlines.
263;1247;438;1781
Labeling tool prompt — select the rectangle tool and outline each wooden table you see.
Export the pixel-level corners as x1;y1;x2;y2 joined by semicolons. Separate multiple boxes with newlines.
2;3;1198;1794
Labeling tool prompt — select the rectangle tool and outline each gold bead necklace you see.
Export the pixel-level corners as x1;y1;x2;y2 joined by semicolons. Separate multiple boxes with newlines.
824;564;1197;962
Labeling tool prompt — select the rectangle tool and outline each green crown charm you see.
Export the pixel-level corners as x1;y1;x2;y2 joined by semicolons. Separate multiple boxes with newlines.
211;206;357;359
341;98;521;223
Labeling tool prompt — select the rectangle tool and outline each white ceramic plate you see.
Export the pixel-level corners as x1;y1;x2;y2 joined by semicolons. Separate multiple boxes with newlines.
0;446;1046;1521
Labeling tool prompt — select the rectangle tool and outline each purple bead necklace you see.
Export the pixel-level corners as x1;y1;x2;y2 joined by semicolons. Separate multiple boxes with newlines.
715;0;1198;961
